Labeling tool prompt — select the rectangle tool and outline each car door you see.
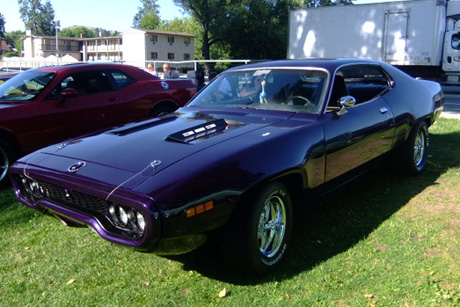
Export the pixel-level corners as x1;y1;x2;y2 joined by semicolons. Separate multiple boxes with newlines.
322;65;396;181
38;69;119;145
94;69;152;128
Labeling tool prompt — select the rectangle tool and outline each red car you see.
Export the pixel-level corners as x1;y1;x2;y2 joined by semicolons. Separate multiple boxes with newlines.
0;63;196;184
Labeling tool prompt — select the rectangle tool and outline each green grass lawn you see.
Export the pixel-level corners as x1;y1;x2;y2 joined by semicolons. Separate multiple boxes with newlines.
0;118;459;306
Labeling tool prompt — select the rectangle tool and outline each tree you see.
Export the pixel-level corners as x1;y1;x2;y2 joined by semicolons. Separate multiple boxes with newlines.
220;0;300;60
173;0;238;62
133;0;161;30
5;31;25;52
59;26;97;38
172;0;353;62
18;0;58;35
304;0;353;7
0;13;5;39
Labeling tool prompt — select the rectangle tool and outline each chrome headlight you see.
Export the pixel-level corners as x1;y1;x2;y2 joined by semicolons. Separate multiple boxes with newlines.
19;177;46;201
136;211;146;232
108;203;146;236
118;206;129;226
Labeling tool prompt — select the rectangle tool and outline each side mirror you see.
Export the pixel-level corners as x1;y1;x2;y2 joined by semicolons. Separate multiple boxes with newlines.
336;95;356;116
61;88;79;98
59;88;79;104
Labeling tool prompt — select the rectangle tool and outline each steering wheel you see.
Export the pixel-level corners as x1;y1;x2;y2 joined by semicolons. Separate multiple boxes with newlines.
287;95;312;106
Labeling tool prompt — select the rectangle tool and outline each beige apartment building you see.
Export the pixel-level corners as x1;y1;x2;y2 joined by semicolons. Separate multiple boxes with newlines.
22;28;195;69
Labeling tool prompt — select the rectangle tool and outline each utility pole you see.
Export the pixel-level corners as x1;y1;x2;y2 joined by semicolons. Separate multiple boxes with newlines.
55;20;60;64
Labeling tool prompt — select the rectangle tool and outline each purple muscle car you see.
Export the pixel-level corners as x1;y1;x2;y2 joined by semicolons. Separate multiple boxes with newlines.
10;59;444;275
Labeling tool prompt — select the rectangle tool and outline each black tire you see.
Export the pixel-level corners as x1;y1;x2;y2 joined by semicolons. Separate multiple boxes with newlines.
401;121;429;175
150;105;176;117
221;181;293;275
0;140;14;186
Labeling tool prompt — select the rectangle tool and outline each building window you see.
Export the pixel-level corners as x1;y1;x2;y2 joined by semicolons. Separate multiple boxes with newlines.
150;35;158;44
167;36;175;45
151;52;158;60
184;53;190;60
168;53;175;60
184;37;191;46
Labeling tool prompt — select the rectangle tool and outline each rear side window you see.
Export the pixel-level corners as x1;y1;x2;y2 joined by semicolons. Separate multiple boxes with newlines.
80;71;113;94
109;70;135;89
339;65;391;104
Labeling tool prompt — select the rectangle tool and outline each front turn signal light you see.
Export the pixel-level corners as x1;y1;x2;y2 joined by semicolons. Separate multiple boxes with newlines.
186;201;214;218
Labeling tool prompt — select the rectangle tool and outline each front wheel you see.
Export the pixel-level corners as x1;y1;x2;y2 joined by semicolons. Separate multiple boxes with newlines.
221;182;293;275
401;121;429;175
150;105;176;117
0;140;14;186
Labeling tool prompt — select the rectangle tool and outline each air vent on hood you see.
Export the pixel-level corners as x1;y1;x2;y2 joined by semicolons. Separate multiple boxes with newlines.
108;116;177;136
166;119;244;144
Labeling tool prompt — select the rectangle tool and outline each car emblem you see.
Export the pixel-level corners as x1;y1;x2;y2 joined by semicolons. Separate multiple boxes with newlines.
68;161;86;173
161;81;169;90
150;160;162;168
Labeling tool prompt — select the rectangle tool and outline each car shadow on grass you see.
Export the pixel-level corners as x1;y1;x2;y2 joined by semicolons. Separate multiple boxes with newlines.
166;130;460;285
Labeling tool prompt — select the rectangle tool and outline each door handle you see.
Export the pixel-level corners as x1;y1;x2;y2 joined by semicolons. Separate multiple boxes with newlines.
109;97;118;102
380;107;388;114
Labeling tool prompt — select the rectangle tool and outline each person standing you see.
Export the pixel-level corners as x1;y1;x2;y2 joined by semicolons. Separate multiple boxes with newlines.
146;63;157;76
163;63;179;79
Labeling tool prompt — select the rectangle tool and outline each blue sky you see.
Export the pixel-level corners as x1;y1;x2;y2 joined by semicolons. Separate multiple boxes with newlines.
1;0;185;32
1;0;393;33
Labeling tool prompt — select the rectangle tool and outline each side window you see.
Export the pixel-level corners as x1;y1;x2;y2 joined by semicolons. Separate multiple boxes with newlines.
47;75;81;99
339;65;391;104
79;71;113;94
109;70;135;89
61;76;82;92
47;70;114;100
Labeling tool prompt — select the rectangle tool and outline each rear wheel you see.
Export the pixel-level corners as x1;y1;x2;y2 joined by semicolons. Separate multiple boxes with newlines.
401;121;429;175
0;140;14;186
222;182;293;275
150;105;176;117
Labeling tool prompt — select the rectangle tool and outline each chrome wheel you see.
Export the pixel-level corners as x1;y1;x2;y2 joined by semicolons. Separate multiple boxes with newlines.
221;181;293;275
401;121;428;175
257;195;286;258
413;129;426;167
0;146;10;183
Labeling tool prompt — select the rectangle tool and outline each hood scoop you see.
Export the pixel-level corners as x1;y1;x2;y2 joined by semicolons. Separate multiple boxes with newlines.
166;119;245;144
108;116;177;136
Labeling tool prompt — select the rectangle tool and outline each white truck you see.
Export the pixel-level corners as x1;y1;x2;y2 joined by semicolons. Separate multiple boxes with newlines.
288;0;460;83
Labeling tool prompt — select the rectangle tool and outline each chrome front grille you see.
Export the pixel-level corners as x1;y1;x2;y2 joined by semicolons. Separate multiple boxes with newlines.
24;179;109;216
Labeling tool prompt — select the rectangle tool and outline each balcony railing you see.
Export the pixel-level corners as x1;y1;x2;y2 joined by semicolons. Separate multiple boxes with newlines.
41;45;80;52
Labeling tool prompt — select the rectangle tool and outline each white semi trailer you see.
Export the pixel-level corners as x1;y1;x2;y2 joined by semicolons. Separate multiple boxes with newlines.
288;0;460;83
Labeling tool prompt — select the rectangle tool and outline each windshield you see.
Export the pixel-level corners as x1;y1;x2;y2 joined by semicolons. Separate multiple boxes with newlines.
188;68;328;113
0;70;56;101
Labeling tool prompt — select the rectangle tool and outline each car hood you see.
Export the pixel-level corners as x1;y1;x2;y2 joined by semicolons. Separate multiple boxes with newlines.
21;107;298;189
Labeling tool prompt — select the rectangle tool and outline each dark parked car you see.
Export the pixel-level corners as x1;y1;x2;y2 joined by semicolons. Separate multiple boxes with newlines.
0;63;196;184
10;59;443;275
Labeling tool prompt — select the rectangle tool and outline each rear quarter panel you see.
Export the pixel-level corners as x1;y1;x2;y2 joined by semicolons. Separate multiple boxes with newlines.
380;64;441;146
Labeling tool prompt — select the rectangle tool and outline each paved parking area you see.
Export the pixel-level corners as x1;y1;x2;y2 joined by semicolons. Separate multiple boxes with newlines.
441;86;460;119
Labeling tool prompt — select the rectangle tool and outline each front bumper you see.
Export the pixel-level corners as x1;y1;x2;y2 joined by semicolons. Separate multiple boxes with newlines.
10;170;161;250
